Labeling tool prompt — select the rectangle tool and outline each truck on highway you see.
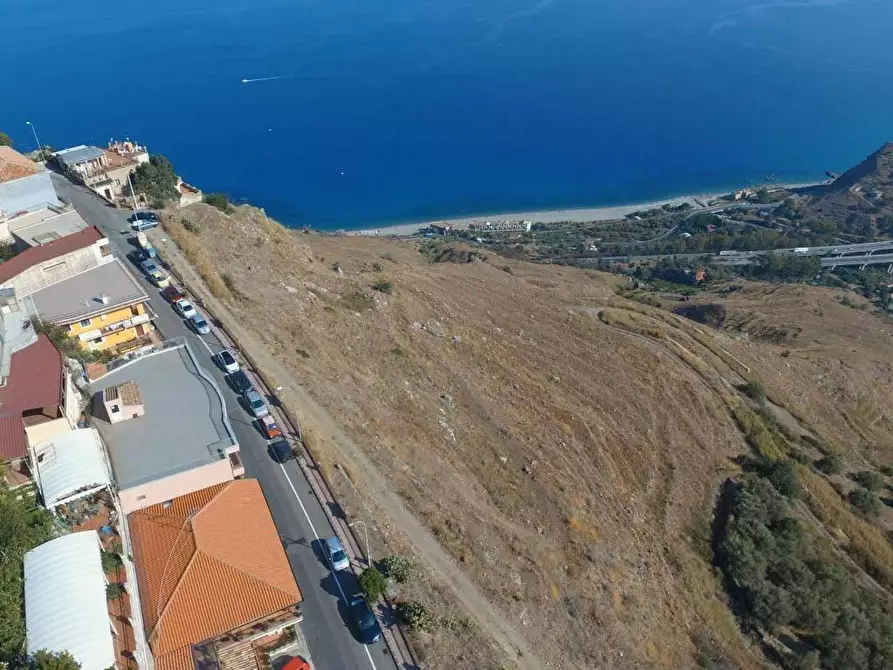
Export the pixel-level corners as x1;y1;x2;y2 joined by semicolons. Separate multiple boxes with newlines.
718;250;739;256
793;247;810;254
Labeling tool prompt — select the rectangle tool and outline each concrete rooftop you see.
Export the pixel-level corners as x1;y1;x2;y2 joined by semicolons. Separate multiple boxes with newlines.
89;344;235;489
29;259;147;324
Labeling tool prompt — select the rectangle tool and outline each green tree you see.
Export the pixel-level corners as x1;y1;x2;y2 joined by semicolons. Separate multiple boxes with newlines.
202;193;232;213
0;132;11;147
0;243;17;263
851;470;884;492
767;460;801;499
0;488;54;663
815;455;844;475
29;650;81;670
130;155;179;203
848;488;882;517
357;566;387;601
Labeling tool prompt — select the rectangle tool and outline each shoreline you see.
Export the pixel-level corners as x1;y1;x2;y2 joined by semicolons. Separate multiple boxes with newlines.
343;181;824;237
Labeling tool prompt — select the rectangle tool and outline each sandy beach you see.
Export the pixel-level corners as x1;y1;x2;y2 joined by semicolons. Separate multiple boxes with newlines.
344;192;728;237
343;182;824;237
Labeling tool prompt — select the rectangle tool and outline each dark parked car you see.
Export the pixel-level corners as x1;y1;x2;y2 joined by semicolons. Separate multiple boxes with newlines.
129;210;159;223
349;596;381;644
229;370;252;395
269;438;294;464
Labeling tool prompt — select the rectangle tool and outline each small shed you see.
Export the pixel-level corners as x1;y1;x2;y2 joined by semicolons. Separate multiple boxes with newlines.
24;532;116;670
103;380;144;424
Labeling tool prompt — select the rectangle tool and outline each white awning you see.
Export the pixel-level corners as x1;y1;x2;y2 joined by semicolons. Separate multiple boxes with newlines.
32;428;111;509
24;532;116;670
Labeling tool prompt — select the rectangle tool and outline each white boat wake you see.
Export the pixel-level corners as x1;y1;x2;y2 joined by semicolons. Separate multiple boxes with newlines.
240;75;290;84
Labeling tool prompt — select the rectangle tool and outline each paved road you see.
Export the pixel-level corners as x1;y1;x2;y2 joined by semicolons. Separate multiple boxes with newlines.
52;175;397;670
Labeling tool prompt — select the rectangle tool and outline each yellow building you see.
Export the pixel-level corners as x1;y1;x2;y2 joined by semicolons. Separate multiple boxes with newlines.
30;258;154;353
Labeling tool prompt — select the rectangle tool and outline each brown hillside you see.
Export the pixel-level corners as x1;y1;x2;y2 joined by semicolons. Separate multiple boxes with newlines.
152;205;893;669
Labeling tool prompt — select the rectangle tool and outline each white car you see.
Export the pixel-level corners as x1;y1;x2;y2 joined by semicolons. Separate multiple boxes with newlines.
175;299;197;319
215;349;239;374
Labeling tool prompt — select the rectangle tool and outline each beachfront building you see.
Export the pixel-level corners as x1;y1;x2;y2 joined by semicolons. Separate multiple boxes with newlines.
468;219;533;233
54;140;149;204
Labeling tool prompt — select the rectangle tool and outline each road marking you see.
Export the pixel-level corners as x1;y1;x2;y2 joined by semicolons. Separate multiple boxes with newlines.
192;333;215;356
278;463;379;670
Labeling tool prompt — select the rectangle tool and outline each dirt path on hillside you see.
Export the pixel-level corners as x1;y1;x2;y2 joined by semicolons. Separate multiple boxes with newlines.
150;231;539;669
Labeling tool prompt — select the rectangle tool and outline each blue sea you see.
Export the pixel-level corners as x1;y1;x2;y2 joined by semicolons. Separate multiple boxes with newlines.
3;0;892;229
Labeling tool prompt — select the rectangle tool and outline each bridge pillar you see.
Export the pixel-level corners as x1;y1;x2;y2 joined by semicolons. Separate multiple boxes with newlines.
888;263;893;275
860;264;867;271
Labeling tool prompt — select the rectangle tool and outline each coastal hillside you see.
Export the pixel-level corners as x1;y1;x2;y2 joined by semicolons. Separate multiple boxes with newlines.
151;203;893;670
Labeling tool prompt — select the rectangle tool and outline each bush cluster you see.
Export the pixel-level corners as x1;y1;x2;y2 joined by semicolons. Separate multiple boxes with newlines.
718;477;893;669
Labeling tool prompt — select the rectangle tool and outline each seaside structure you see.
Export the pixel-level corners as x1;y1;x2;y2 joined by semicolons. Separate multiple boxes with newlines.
88;342;243;513
54;140;148;204
468;219;532;233
0;146;60;218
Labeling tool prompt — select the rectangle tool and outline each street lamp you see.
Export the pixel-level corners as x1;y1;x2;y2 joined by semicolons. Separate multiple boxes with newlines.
25;121;44;161
349;520;371;565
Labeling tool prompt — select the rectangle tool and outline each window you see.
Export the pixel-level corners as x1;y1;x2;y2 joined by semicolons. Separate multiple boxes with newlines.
100;313;107;321
136;495;147;501
110;404;120;413
79;318;92;328
162;500;173;509
100;244;111;257
114;179;121;186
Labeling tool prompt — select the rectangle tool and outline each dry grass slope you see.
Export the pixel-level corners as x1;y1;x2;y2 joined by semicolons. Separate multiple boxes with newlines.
158;203;893;670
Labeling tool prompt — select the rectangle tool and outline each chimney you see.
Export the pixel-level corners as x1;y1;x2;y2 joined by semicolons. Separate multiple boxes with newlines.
100;294;109;305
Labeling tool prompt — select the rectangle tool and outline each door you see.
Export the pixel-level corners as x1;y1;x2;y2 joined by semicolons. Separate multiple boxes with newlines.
135;324;146;336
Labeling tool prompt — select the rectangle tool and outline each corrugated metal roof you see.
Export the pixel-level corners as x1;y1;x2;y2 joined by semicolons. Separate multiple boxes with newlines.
32;428;111;508
24;531;117;670
129;480;302;670
54;145;105;167
0;415;26;462
0;225;103;284
0;334;62;461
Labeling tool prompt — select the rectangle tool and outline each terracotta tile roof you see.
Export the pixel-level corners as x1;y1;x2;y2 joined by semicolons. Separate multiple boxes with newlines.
0;334;63;460
128;480;302;670
0;226;103;284
105;381;142;406
0;146;41;184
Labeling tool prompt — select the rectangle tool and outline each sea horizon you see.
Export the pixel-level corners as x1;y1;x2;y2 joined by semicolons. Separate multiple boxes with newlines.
2;0;891;232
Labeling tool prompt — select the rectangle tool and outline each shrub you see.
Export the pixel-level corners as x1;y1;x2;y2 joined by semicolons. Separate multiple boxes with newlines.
849;488;883;517
221;273;235;291
203;192;232;212
382;555;417;583
358;566;387;601
181;218;200;234
396;600;436;632
341;291;374;312
852;470;884;492
743;380;767;404
816;455;844;475
767;460;800;499
371;279;393;294
371;262;383;272
100;550;123;573
106;583;125;600
29;650;81;670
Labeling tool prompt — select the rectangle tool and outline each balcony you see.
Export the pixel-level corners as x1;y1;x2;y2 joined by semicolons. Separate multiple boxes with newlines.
79;313;150;342
228;451;245;478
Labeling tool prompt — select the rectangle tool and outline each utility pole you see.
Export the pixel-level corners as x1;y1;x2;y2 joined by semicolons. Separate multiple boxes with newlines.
349;520;371;565
127;171;139;211
25;121;44;161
